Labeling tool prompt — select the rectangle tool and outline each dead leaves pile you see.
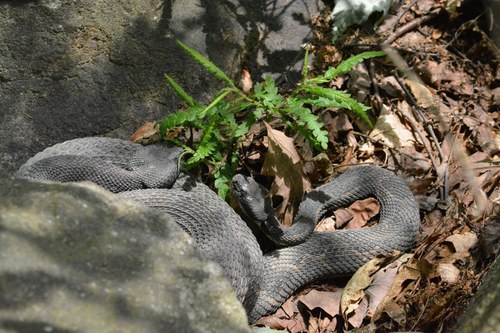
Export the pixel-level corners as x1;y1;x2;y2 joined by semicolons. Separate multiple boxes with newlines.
131;1;497;331
245;0;498;332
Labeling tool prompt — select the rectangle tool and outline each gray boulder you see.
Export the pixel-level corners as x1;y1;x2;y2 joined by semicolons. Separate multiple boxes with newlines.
0;177;250;333
0;0;324;177
0;0;246;176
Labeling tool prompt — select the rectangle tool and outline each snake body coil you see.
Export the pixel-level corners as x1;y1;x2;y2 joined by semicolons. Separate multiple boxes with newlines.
16;138;420;323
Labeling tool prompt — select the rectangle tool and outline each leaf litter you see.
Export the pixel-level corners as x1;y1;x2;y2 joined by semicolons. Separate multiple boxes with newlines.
132;0;498;331
241;0;498;331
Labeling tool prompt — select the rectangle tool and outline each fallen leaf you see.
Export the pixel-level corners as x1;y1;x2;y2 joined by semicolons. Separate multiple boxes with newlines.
379;76;404;97
436;263;461;284
345;198;380;229
298;289;342;318
373;299;407;327
240;69;253;93
130;121;160;144
404;78;438;111
444;232;478;254
365;262;400;317
262;123;312;225
369;104;415;148
340;256;387;327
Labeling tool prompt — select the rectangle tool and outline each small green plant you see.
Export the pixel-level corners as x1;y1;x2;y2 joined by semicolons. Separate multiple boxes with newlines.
160;40;384;198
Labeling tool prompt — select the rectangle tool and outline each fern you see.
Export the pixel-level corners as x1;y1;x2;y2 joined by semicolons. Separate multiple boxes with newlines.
176;40;236;89
160;40;384;199
213;148;239;198
285;98;329;150
305;51;385;85
300;86;373;127
164;74;197;107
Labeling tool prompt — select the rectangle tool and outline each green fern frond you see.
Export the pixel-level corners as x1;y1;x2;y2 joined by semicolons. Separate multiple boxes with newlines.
285;99;329;150
159;105;205;134
214;148;239;198
187;132;217;167
198;89;232;118
301;48;310;79
306;51;385;85
164;74;197;107
176;40;236;88
302;86;372;127
332;51;385;77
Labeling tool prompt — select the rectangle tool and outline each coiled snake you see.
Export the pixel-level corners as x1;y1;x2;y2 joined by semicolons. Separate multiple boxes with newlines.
16;137;420;323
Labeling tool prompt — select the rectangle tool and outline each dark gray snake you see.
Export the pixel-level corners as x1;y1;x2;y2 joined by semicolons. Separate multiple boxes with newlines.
16;137;420;323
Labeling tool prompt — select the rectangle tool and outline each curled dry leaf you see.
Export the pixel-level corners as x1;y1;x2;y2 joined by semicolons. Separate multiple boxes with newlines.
436;263;461;284
341;254;412;329
298;289;343;318
240;69;253;94
130;121;160;144
404;77;438;111
340;255;397;328
262;123;312;226
369;104;415;148
444;232;478;254
334;197;380;229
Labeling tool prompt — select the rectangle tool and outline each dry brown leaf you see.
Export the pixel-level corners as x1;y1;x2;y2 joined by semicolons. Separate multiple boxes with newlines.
308;152;334;184
262;123;312;226
444;232;478;254
130;121;160;144
298;289;342;318
379;76;404;97
256;297;306;332
404;78;438;110
240;69;253;93
381;256;426;303
436;263;461;284
373;300;407;327
369;104;415;148
342;254;411;330
340;256;386;327
345;198;380;229
400;148;432;176
365;262;400;317
333;198;380;229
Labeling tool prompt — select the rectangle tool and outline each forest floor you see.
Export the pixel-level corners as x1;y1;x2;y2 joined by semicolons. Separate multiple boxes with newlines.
136;0;498;332
242;0;499;332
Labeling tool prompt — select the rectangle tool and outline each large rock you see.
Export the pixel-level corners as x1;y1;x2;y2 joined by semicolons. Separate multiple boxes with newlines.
455;255;500;333
0;0;324;176
0;0;246;176
0;177;250;333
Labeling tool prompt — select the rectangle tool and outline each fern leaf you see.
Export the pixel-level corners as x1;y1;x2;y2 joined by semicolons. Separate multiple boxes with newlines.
303;86;373;127
301;48;310;79
176;40;236;88
164;74;197;107
306;51;385;84
159;104;206;134
285;100;329;150
332;51;385;77
254;76;284;111
197;89;232;118
214;149;239;199
187;133;217;167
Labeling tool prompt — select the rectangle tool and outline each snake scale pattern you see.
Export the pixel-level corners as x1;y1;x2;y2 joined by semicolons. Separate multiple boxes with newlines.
16;137;420;323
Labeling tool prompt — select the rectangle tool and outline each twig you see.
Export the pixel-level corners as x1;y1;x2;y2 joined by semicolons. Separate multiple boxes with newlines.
393;0;420;32
383;10;440;46
394;73;448;201
368;59;383;108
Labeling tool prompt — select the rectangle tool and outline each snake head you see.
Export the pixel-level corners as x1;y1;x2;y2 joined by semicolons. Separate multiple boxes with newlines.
231;174;274;224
